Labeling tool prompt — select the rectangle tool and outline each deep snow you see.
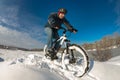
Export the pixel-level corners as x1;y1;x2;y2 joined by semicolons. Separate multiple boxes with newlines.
0;49;120;80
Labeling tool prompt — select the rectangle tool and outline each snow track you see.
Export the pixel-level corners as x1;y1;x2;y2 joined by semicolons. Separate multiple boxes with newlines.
9;54;95;80
1;49;120;80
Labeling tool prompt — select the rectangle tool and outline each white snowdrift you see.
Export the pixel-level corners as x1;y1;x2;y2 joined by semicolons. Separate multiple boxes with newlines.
106;56;120;66
0;49;120;80
86;61;120;80
0;62;63;80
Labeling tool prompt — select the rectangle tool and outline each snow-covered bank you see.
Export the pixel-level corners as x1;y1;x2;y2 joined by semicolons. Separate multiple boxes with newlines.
0;49;120;80
87;61;120;80
106;55;120;66
0;49;44;61
0;62;63;80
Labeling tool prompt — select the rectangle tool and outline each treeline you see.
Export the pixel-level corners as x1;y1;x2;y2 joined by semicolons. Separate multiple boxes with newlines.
0;45;43;51
82;32;120;50
82;32;120;61
0;45;29;51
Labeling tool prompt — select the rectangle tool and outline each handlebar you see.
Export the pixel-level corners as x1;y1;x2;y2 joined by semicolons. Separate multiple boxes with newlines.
60;27;67;34
60;27;78;34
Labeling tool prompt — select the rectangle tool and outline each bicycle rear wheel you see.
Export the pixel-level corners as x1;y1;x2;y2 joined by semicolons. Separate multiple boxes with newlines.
62;44;89;77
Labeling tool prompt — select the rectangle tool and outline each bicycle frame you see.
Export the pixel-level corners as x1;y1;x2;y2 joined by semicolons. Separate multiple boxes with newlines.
56;34;67;47
52;28;71;53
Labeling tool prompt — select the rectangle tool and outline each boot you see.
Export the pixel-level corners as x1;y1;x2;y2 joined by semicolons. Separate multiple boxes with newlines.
45;48;53;58
50;51;58;60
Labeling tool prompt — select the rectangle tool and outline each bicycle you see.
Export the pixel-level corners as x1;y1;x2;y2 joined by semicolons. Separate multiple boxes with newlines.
44;27;89;77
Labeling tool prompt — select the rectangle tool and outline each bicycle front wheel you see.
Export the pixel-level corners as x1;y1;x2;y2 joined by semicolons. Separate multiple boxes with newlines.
62;44;89;77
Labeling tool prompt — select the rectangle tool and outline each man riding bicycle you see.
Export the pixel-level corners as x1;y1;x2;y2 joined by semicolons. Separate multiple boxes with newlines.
44;8;77;60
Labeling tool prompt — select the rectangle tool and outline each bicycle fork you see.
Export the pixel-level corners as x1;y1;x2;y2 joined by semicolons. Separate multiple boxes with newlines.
66;43;76;63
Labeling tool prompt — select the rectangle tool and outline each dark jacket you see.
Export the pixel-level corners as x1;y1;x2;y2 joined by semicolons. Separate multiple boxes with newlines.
45;13;73;31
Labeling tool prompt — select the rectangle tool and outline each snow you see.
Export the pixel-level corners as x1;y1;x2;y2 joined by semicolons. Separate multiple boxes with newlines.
87;61;120;80
0;62;63;80
87;49;96;51
0;49;120;80
0;49;63;80
106;56;120;66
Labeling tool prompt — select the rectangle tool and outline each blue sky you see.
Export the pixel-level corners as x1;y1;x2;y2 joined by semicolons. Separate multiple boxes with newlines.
0;0;120;49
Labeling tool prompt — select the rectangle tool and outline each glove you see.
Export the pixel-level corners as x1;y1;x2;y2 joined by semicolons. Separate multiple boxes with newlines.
69;28;78;33
54;26;59;29
72;28;78;33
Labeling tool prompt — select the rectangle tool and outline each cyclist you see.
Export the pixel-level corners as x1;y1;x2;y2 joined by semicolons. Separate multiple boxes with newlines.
44;8;77;60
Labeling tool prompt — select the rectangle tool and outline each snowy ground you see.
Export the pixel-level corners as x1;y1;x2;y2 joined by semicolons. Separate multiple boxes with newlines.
0;49;120;80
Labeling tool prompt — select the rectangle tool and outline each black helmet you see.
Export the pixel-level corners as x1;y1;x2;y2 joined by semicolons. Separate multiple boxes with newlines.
58;8;67;14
